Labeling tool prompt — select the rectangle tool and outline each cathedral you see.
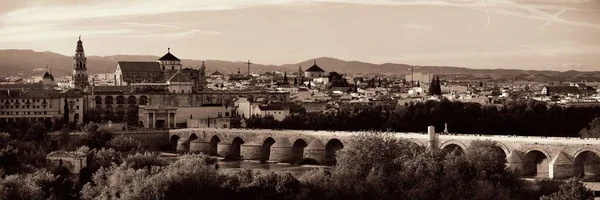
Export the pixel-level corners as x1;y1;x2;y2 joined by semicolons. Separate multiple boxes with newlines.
114;48;207;93
67;37;290;127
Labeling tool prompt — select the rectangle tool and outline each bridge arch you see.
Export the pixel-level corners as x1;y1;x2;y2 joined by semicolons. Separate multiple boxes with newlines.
408;138;426;147
325;138;344;164
208;135;220;156
573;148;600;178
522;148;552;178
292;138;308;162
229;137;244;159
439;140;467;155
261;137;276;160
493;142;511;157
189;133;199;142
169;135;180;152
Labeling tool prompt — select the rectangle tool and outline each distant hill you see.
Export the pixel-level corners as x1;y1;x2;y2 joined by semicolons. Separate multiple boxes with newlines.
2;49;600;82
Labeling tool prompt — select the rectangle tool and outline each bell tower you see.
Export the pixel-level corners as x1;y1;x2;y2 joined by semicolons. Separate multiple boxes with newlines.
72;35;89;90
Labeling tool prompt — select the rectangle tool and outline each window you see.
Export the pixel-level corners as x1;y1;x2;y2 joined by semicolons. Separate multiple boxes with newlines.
44;111;47;114
225;112;229;117
76;99;79;102
76;106;79;110
27;112;30;115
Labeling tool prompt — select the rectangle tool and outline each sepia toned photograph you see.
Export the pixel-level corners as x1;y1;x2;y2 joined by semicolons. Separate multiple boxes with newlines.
0;0;600;199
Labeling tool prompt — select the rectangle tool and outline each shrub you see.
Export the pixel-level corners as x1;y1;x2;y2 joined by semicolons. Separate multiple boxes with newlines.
541;178;594;200
107;136;141;152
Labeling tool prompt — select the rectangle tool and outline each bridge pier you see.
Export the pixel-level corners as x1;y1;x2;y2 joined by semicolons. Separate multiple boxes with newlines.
506;151;523;175
241;143;263;160
270;139;292;162
304;140;326;163
190;140;212;154
176;138;189;153
217;143;232;157
550;152;574;179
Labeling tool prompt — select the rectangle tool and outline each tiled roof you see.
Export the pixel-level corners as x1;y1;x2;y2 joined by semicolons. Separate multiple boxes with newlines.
258;104;287;111
93;86;131;92
158;52;180;61
545;86;580;94
168;71;191;82
43;72;52;79
118;62;162;73
0;83;43;90
0;89;61;99
305;61;325;72
506;151;522;163
552;152;572;165
211;71;224;76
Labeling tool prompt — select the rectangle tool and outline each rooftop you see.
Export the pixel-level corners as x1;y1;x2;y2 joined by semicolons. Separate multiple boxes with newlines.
158;48;181;61
118;61;162;73
305;60;325;72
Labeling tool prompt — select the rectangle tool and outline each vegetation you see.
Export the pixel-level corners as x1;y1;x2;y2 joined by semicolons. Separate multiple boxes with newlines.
248;99;600;137
540;178;594;200
0;119;596;199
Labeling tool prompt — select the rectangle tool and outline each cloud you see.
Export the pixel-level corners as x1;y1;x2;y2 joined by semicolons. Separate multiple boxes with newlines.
121;22;182;29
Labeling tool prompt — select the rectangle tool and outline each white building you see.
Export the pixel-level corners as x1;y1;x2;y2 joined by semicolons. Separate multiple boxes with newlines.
252;104;289;121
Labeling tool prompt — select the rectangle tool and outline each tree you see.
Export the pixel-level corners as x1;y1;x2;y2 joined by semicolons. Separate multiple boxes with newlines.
435;76;442;95
24;122;48;142
541;178;594;200
428;76;436;96
293;77;297;85
64;95;70;124
328;72;349;88
79;122;113;149
579;117;600;138
283;71;288;83
417;80;420;87
307;81;311;89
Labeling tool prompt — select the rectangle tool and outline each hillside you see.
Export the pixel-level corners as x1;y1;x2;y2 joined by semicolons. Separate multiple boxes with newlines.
2;49;600;82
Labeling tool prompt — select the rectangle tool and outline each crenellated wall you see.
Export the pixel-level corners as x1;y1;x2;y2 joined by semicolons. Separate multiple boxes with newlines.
168;127;600;179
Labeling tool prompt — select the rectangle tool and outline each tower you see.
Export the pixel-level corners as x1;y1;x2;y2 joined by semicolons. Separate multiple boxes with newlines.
72;35;89;90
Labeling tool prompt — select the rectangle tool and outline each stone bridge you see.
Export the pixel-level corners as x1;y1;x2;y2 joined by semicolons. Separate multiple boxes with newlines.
169;126;600;179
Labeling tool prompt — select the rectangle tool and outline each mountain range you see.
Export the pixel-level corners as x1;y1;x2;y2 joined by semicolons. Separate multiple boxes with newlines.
2;49;600;82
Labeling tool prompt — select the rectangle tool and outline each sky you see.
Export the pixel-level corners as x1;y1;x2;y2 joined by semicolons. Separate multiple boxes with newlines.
1;0;600;71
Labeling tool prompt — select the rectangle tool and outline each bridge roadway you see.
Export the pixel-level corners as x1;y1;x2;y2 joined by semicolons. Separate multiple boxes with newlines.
169;126;600;179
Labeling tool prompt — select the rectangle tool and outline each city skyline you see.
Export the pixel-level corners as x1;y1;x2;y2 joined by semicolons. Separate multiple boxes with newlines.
1;0;600;71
